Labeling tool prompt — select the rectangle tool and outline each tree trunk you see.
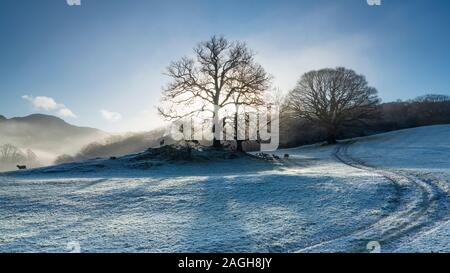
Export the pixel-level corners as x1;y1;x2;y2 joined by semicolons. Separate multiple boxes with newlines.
233;111;244;152
236;140;244;152
326;126;337;145
212;138;222;148
185;141;192;159
212;104;222;149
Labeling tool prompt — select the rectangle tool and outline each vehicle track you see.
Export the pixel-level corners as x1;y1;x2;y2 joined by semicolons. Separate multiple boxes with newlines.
295;140;450;252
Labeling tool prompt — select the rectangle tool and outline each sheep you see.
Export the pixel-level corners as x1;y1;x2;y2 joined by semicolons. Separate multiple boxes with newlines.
284;154;290;159
16;165;27;170
272;154;281;160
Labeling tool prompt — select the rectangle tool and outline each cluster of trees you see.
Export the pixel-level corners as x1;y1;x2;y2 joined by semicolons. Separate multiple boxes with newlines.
0;144;40;171
52;90;450;164
158;36;272;151
372;94;450;130
56;36;450;164
159;36;381;148
159;36;450;150
279;94;450;147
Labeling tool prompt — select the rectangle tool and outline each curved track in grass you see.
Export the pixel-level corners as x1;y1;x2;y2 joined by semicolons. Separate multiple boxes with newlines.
297;141;450;253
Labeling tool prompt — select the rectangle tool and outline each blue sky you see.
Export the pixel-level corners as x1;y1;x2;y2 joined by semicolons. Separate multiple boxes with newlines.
1;0;449;132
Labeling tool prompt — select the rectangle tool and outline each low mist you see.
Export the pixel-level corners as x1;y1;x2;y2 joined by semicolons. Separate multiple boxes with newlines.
0;114;108;172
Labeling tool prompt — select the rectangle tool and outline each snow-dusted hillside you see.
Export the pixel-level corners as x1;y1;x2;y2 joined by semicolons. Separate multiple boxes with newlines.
343;125;450;252
0;125;449;253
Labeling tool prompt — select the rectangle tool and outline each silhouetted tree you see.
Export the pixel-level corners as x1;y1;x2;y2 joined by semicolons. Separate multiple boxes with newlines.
286;67;380;144
229;61;271;151
158;35;270;148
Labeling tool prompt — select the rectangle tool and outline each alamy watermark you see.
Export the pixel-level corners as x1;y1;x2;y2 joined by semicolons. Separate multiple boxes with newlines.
367;0;382;6
367;241;381;253
66;0;81;6
66;241;81;253
165;105;280;151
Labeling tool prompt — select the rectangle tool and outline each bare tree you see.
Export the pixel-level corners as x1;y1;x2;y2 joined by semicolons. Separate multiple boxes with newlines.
158;35;270;148
229;62;271;151
286;67;380;144
0;144;26;163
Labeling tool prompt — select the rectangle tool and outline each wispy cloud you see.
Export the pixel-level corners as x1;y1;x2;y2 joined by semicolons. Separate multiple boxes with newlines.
57;108;77;118
22;95;61;110
251;34;376;93
100;109;122;122
245;4;379;93
22;95;77;118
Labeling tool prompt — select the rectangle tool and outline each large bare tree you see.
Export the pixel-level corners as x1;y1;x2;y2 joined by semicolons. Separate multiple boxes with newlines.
229;63;271;151
158;36;270;148
286;67;380;144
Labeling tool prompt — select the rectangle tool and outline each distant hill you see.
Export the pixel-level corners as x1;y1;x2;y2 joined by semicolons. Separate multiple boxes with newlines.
0;114;109;165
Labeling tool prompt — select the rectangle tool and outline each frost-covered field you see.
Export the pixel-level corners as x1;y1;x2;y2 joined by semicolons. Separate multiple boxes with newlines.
345;125;450;252
0;125;449;253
